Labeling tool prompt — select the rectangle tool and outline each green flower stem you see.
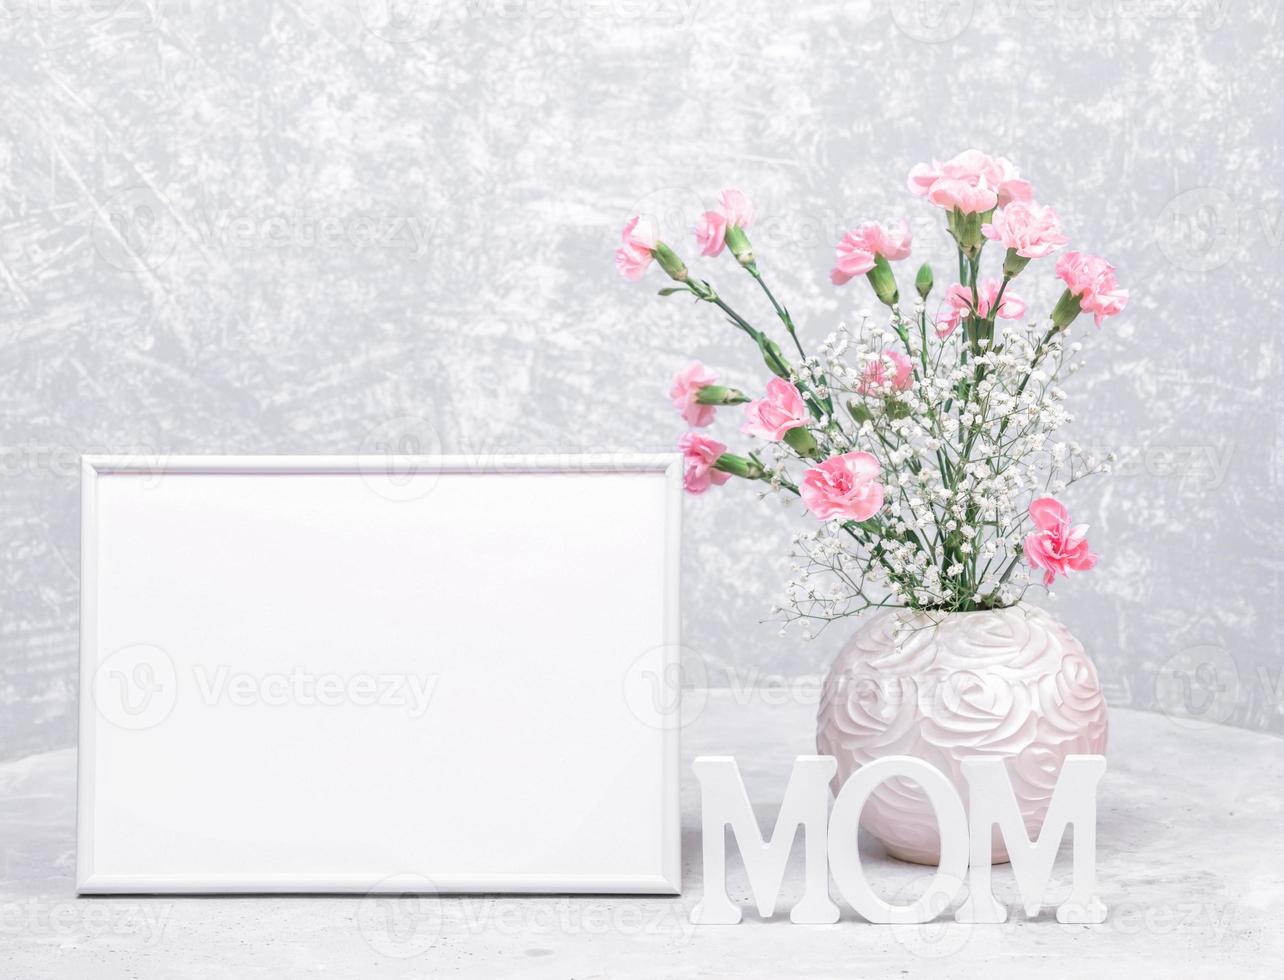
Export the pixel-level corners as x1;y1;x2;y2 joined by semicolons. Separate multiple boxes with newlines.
666;279;792;383
994;548;1024;589
918;306;933;380
746;263;804;358
701;295;791;379
994;323;1065;443
745;262;837;417
679;281;836;421
705;291;758;341
1012;324;1063;400
691;285;794;383
990;274;1011;324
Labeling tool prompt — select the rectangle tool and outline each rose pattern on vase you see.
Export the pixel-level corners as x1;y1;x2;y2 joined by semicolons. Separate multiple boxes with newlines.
815;602;1107;865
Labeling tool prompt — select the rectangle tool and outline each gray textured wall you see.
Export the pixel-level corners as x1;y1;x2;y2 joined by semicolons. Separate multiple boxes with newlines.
1;0;1280;760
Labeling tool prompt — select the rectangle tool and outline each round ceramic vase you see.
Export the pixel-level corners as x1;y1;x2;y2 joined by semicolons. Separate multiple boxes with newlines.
815;602;1108;865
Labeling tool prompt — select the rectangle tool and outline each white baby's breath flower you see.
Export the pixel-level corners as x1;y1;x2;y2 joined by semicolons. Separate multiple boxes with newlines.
760;285;1106;625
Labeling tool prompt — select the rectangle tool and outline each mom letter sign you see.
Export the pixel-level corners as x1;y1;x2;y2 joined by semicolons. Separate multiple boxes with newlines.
692;754;1107;925
77;454;682;895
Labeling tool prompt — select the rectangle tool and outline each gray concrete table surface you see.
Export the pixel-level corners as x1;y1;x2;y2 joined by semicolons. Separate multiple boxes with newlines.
1;692;1281;979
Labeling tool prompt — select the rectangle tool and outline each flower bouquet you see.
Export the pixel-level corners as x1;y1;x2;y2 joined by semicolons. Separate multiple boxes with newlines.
616;151;1125;863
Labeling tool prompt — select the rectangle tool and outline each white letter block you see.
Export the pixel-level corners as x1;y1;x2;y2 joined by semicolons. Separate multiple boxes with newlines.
827;756;968;924
956;755;1107;925
690;756;839;924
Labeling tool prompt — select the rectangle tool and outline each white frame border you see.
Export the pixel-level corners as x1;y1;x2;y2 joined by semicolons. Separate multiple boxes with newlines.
77;453;683;896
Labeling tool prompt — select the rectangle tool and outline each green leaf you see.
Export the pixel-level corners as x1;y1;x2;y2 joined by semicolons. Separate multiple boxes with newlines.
848;401;874;424
886;399;912;420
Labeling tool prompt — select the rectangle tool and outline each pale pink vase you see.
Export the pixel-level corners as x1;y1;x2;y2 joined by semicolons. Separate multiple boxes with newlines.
815;603;1108;865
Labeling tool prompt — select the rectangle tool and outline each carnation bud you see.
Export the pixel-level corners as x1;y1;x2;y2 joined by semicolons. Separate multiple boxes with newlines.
865;254;899;307
723;225;756;268
713;453;765;481
782;426;820;459
651;241;689;283
757;335;791;379
915;263;933;300
1050;288;1082;331
694;385;749;406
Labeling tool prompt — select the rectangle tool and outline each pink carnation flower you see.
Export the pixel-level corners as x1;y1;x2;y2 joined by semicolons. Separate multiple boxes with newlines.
830;220;913;285
695;188;756;257
981;201;1068;258
856;348;914;395
741;377;808;441
935;279;1027;338
614;214;659;281
1055;251;1129;326
678;432;730;495
669;361;718;427
800;452;885;523
907;150;1033;215
1024;496;1098;586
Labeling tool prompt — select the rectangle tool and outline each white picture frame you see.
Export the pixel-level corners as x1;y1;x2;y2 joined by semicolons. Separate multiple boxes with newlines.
77;454;683;895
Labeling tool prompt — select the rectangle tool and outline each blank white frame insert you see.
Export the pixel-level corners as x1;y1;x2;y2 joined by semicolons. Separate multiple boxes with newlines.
77;454;682;895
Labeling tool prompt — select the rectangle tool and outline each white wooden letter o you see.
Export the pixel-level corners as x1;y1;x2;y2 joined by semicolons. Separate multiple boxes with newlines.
827;756;968;924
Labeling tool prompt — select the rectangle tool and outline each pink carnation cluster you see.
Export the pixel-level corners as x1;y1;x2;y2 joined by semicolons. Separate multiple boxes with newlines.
742;378;807;440
696;188;756;257
618;155;1128;610
936;279;1027;339
614;214;658;281
830;221;913;285
1056;251;1130;325
669;361;718;427
678;432;729;495
856;349;914;394
982;201;1067;258
1024;497;1098;585
907;150;1032;214
799;452;885;523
